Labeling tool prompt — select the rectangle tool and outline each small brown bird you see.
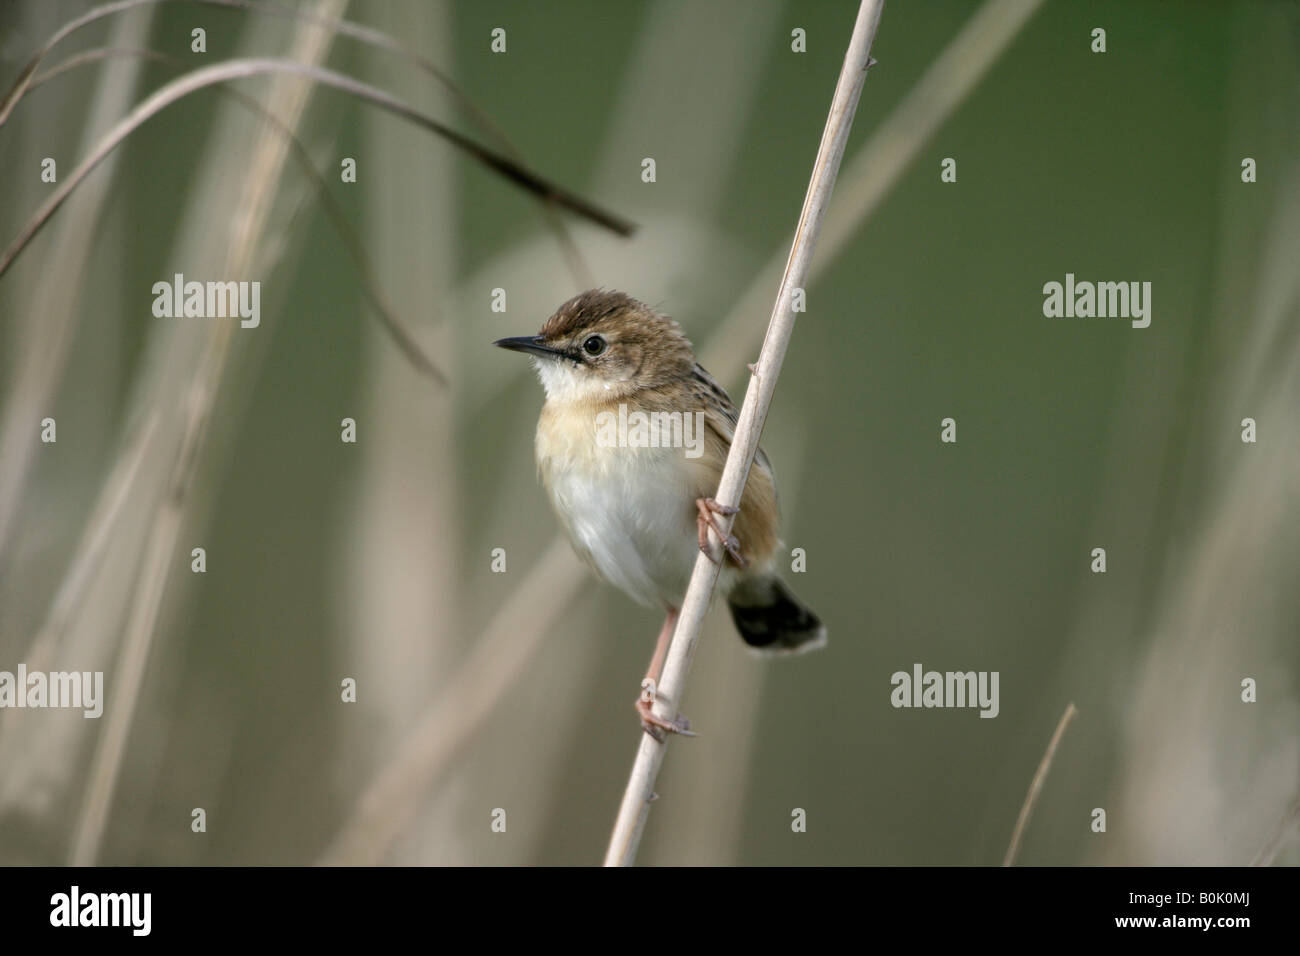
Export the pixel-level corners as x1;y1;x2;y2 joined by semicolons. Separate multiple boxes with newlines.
495;290;825;737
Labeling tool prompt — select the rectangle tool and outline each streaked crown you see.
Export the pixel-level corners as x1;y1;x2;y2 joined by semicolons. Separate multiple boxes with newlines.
495;289;696;402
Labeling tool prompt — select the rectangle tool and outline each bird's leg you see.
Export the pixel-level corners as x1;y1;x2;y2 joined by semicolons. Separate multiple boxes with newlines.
695;497;747;567
636;607;695;740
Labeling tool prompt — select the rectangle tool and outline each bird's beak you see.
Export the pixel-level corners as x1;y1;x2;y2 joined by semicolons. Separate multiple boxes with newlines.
493;335;565;360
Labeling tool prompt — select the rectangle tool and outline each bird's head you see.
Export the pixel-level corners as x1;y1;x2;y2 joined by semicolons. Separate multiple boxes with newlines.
494;290;695;404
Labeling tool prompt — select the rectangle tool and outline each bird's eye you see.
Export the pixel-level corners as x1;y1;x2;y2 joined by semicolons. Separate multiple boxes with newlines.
582;335;606;356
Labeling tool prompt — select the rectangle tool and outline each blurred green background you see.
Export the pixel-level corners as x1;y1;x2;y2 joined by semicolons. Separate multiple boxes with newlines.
0;0;1296;866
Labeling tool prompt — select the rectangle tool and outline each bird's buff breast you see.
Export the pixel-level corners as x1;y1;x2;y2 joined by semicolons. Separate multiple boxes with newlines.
536;401;702;608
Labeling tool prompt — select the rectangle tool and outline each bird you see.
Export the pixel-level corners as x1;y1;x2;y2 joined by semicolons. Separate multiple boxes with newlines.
494;289;825;738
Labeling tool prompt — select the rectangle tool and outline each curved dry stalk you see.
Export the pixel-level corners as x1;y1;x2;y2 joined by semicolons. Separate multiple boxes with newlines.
24;46;444;384
29;47;173;87
604;0;884;867
3;0;517;149
1003;702;1078;866
0;42;447;727
4;0;603;290
0;56;633;284
0;6;155;595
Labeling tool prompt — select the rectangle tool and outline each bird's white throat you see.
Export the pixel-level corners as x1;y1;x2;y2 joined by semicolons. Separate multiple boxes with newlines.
533;356;626;405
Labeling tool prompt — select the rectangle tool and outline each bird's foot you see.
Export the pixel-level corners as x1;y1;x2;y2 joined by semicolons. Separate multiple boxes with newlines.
695;497;747;567
637;679;696;741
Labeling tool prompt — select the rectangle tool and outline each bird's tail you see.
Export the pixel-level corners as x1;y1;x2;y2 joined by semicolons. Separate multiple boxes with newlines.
727;574;827;655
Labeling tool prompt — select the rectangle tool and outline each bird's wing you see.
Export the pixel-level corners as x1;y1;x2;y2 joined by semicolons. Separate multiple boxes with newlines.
690;363;775;478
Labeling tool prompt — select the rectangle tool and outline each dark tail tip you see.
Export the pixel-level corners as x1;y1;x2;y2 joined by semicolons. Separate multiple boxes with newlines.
728;577;827;655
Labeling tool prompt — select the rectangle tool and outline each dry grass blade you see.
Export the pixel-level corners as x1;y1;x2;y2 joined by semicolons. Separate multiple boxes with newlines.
0;2;428;123
0;0;147;127
3;0;516;153
24;47;445;383
1003;702;1078;866
0;57;632;285
1;0;605;285
29;47;173;86
0;5;154;585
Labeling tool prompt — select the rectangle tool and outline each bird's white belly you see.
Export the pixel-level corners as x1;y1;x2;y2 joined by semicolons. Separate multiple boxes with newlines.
542;447;699;608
